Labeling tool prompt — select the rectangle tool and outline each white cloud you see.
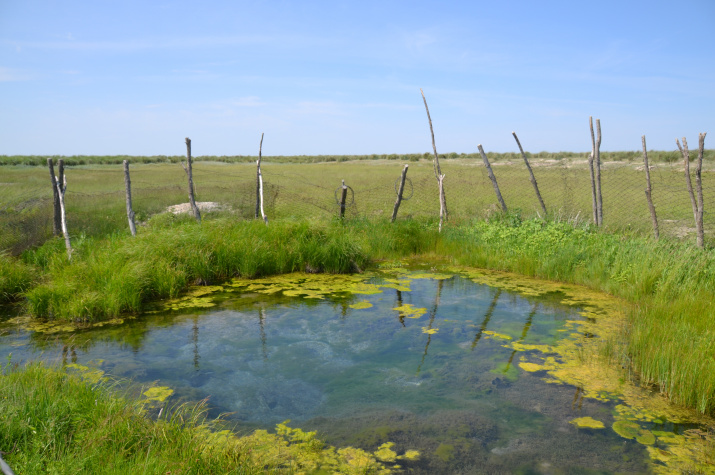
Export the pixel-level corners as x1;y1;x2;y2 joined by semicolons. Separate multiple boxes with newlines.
0;67;32;81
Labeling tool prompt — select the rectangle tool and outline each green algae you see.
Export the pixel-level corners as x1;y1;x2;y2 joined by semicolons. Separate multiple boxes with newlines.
349;301;373;310
142;386;174;402
570;417;606;429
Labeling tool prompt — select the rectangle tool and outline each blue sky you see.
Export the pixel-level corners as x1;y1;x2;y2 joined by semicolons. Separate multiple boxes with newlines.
1;0;713;156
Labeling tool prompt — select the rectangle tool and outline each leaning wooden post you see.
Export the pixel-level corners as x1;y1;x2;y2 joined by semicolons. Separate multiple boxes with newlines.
420;89;448;226
391;164;409;223
512;132;547;217
695;133;707;248
340;180;348;218
641;136;659;240
595;119;603;226
123;160;137;236
56;159;72;260
477;144;508;213
676;137;698;225
47;158;62;236
182;137;201;223
589;117;598;225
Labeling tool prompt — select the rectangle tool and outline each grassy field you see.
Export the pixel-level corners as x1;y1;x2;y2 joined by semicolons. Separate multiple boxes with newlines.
1;157;713;255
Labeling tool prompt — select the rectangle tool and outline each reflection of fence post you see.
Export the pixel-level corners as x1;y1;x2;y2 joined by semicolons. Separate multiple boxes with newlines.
477;144;507;213
182;137;201;223
47;158;61;236
56;159;72;260
255;133;268;224
123;160;137;236
641;136;659;240
391;164;409;223
512;132;546;217
340;180;348;218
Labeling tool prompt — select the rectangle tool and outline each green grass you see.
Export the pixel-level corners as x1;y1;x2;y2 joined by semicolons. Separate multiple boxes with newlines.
0;361;416;474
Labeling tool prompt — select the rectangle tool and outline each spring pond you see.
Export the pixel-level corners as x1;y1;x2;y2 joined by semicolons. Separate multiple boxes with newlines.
2;263;714;474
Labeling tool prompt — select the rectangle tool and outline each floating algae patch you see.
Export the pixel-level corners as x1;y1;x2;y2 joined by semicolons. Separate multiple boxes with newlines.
1;264;713;473
570;417;605;429
142;386;174;402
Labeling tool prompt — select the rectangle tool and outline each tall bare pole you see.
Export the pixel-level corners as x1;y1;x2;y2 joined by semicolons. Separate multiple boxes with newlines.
695;133;707;248
56;159;72;260
641;136;659;239
255;133;268;224
477;145;508;213
676;137;698;224
512;132;547;217
123;160;137;236
420;89;448;226
595;119;603;226
47;158;61;236
182;137;201;223
255;132;264;219
589;117;598;225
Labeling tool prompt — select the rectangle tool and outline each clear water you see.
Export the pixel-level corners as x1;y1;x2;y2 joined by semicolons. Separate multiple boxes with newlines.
1;269;663;473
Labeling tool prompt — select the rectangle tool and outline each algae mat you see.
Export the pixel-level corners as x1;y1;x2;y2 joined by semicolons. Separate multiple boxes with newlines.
1;263;713;473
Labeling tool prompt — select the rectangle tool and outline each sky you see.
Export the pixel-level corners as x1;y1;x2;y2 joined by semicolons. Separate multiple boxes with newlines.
1;0;714;156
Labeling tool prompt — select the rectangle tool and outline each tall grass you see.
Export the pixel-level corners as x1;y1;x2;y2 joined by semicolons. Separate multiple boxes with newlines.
0;361;413;474
21;218;439;321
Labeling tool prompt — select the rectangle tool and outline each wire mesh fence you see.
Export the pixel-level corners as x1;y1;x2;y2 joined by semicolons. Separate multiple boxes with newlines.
1;156;713;255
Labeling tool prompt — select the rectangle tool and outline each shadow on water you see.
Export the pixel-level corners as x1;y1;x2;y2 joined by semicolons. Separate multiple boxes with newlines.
1;267;710;473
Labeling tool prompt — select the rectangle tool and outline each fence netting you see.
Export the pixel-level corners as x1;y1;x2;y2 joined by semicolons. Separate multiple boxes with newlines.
1;157;713;255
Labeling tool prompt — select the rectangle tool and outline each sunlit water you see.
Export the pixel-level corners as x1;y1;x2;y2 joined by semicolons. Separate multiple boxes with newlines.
2;268;699;473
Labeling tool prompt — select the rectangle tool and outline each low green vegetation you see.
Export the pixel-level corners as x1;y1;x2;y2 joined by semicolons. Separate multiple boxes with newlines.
2;149;713;166
0;360;418;474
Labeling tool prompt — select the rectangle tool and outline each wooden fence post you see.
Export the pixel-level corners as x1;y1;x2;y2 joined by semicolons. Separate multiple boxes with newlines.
47;158;61;236
695;133;707;247
255;133;268;224
56;159;72;260
512;132;547;217
588;117;598;225
182;137;201;223
420;89;448;227
123;160;137;236
676;137;698;224
641;136;659;240
595;119;603;226
391;164;409;223
477;144;507;213
340;180;348;218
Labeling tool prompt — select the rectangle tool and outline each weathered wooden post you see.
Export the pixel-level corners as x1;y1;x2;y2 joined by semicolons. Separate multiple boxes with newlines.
255;133;268;224
695;133;706;248
47;158;61;236
391;164;409;223
595;119;603;226
677;135;706;248
641;136;659;240
512;132;547;217
340;180;348;218
182;137;201;223
589;117;598;225
56;159;72;260
420;89;448;228
477;144;507;213
123;160;137;236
